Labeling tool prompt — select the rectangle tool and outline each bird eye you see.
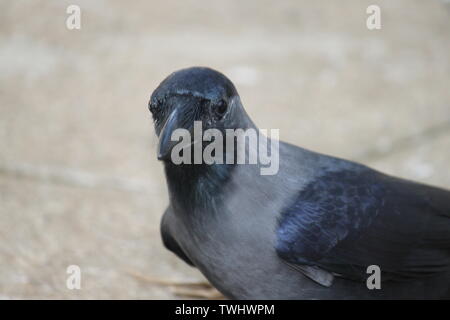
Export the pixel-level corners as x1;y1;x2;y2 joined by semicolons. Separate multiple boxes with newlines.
149;100;162;117
148;102;157;114
214;100;228;118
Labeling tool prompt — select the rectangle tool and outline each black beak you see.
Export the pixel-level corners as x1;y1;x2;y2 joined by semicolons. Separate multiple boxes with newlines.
157;108;192;161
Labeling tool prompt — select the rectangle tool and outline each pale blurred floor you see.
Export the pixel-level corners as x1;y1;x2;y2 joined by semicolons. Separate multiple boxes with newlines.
0;0;449;299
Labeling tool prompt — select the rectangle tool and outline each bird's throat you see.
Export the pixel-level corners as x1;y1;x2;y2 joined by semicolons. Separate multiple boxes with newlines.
164;162;235;214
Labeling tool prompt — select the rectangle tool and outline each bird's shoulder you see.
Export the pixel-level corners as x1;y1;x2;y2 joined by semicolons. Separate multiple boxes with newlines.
275;165;386;262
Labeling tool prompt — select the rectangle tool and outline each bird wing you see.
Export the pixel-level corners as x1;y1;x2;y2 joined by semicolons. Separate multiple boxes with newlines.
161;207;195;267
275;167;450;285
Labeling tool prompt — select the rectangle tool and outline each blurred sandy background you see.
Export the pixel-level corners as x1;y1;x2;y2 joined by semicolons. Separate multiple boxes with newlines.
0;0;449;299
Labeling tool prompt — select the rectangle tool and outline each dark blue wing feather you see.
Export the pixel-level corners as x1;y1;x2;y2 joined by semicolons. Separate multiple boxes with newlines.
276;168;450;281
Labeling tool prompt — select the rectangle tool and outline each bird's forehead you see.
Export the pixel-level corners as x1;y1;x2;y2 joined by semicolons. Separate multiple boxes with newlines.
151;67;237;104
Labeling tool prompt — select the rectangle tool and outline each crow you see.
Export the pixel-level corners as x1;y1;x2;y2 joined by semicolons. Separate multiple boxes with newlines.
148;66;450;299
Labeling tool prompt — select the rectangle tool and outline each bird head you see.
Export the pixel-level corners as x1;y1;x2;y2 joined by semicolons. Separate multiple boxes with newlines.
149;67;253;162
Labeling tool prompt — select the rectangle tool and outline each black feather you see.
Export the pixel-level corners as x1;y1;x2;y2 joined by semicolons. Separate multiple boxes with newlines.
276;167;450;282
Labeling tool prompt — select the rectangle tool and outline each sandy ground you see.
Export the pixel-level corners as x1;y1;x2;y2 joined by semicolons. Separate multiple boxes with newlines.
0;0;449;299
